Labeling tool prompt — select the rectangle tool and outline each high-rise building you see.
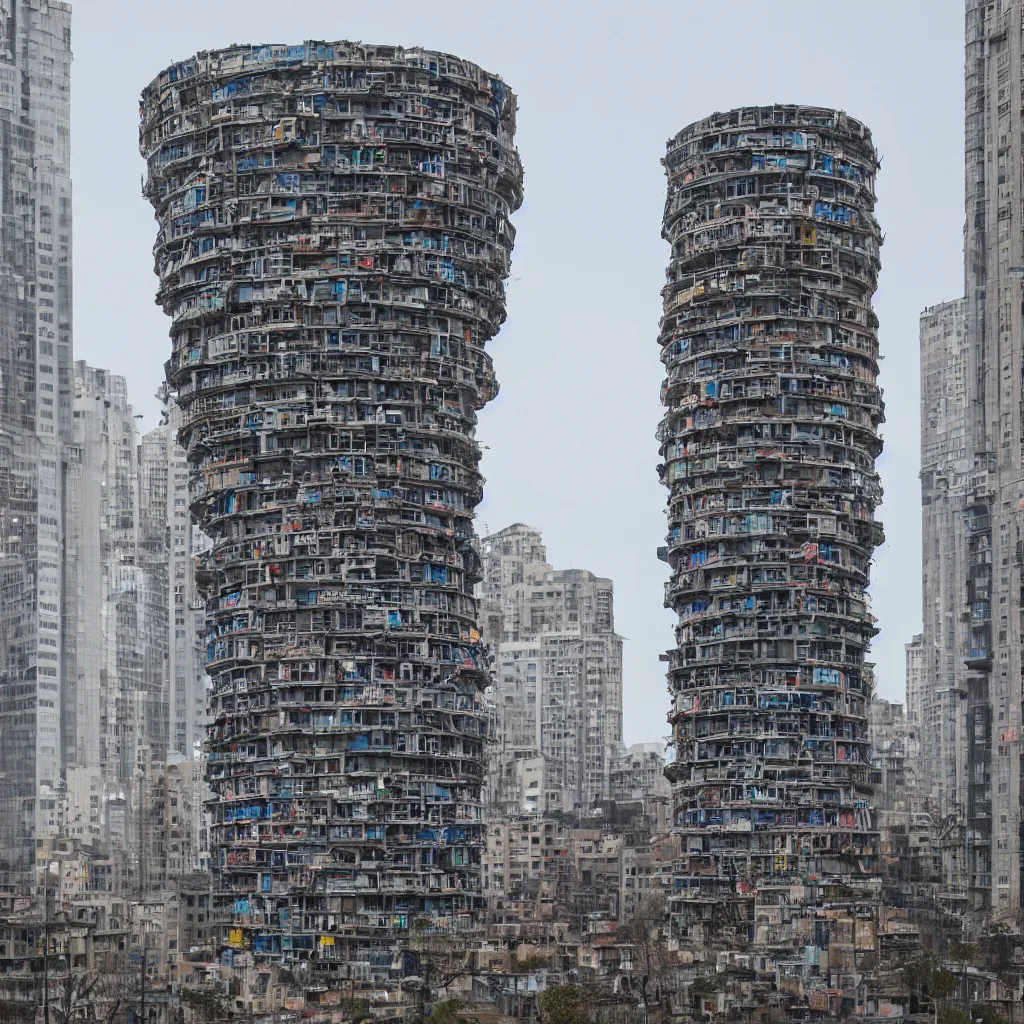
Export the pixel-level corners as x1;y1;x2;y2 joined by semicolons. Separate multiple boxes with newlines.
480;525;623;815
138;398;208;762
64;367;209;869
904;634;924;734
609;742;671;831
479;523;552;643
959;0;1024;923
868;698;918;815
0;0;73;883
659;107;885;959
67;364;144;842
908;0;1024;931
135;745;205;894
480;524;615;643
867;698;940;901
917;299;969;825
140;42;523;980
539;631;622;813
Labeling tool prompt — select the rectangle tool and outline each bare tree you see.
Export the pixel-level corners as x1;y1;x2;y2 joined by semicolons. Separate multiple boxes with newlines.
50;969;130;1024
618;894;671;1024
403;917;474;1024
51;972;99;1024
181;987;231;1024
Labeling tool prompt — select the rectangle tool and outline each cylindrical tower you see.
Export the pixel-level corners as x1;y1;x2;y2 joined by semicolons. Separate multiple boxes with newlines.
140;42;523;982
658;107;885;952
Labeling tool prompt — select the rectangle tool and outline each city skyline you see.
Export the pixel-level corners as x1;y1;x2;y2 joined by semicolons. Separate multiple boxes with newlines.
68;0;968;742
0;2;1022;1022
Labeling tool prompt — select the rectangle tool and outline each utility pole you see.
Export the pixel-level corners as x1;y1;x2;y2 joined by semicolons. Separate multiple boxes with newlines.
138;753;147;1024
42;859;50;1024
140;933;146;1024
962;955;968;1016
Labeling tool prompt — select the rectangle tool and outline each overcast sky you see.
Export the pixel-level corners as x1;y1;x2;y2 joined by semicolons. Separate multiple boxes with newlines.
70;0;965;745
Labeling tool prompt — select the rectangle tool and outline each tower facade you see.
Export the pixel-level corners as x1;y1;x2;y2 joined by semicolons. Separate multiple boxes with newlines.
0;0;73;883
659;107;885;953
960;0;1024;922
64;367;210;865
140;41;522;979
68;364;144;840
917;300;968;828
138;400;209;763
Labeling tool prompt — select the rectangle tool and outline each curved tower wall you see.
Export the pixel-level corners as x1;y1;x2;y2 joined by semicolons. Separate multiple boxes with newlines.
140;42;523;974
658;106;884;949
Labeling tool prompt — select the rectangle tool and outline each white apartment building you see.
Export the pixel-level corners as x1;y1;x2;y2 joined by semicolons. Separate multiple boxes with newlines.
481;525;623;815
0;0;73;885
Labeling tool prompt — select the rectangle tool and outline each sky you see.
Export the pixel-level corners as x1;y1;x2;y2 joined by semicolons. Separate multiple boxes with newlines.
70;0;966;745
